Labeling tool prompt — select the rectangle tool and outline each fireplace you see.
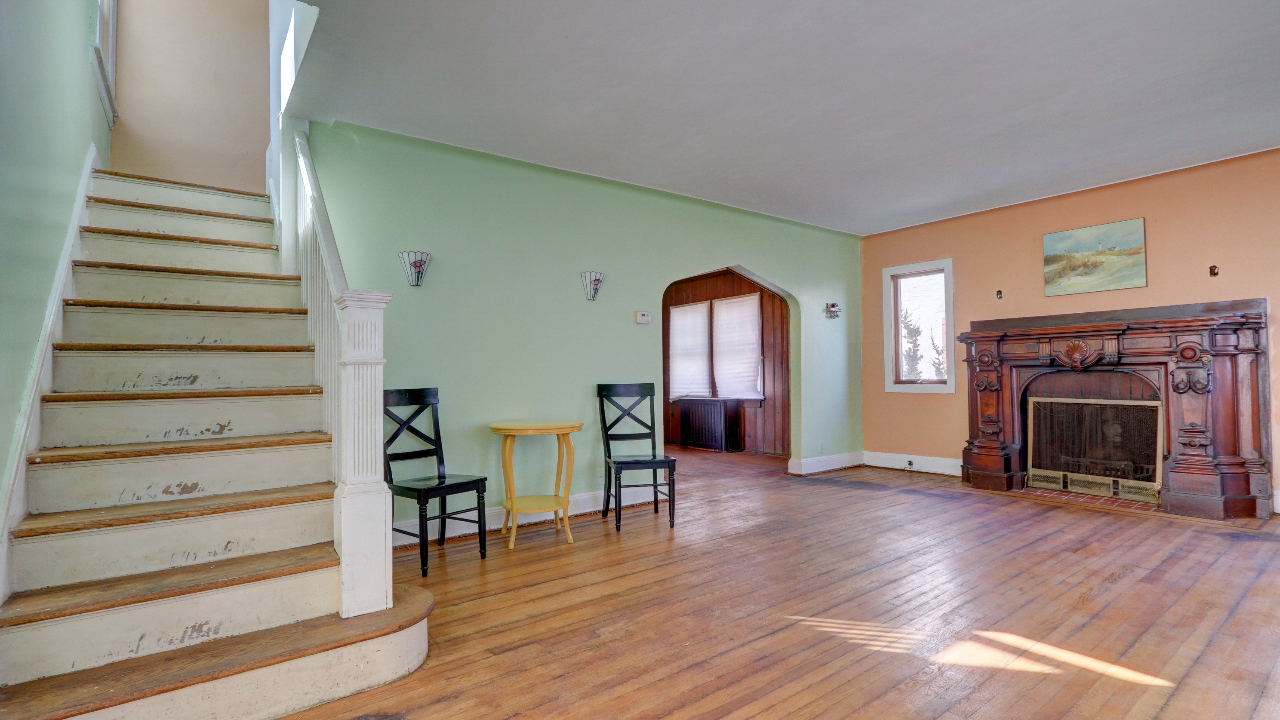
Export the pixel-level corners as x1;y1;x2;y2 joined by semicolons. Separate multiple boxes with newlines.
958;300;1270;520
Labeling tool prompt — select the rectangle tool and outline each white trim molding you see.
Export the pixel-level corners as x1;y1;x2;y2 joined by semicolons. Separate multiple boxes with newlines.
392;486;665;546
882;257;956;394
787;452;864;475
0;145;100;606
861;451;963;477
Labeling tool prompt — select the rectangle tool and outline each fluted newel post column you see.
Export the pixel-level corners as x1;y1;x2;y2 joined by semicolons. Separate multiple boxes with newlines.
334;290;394;618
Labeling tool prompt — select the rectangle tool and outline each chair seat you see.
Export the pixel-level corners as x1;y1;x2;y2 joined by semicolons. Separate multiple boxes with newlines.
388;473;486;499
606;454;676;469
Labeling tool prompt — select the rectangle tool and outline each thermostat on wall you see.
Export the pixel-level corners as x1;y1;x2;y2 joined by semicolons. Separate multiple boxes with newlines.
635;311;652;325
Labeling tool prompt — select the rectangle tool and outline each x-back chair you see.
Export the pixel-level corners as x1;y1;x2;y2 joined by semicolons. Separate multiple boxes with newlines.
384;388;487;576
598;383;677;531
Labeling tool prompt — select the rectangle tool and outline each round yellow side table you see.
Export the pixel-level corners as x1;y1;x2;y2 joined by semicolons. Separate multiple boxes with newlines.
488;420;584;549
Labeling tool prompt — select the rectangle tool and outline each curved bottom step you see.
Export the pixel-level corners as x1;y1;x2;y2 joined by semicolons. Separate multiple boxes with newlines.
0;584;434;720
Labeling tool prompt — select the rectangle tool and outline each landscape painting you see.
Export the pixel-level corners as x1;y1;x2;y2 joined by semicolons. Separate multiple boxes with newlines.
1043;218;1147;296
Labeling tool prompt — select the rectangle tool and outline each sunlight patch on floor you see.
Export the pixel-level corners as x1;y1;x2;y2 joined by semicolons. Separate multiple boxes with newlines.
789;618;1175;687
975;631;1174;687
931;640;1060;673
786;617;927;653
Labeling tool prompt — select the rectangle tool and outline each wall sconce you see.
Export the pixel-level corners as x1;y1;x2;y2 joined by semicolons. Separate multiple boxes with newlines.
825;303;842;319
581;271;605;301
398;251;431;286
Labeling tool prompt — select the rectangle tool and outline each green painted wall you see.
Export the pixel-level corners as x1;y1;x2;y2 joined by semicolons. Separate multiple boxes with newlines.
0;0;112;503
309;122;861;511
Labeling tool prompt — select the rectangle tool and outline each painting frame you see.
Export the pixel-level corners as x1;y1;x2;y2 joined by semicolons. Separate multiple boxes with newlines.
1043;217;1147;297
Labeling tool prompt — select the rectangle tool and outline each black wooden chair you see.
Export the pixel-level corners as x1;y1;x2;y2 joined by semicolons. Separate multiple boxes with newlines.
598;383;677;531
384;388;487;576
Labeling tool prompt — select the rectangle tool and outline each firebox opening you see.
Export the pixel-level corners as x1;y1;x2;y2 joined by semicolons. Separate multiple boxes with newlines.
1026;397;1165;504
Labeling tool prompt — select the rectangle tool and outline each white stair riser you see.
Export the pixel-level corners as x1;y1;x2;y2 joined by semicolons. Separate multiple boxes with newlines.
52;351;315;392
73;266;303;308
27;444;332;513
11;501;334;591
81;233;278;274
41;395;322;448
62;307;309;345
0;568;339;685
76;617;429;720
86;204;274;244
90;175;273;219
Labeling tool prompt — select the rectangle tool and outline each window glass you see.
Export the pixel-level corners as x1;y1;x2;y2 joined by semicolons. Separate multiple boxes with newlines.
668;302;711;399
895;271;948;383
712;294;763;399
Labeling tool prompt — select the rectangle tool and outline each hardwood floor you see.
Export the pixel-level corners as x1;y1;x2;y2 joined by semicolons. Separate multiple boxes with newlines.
284;448;1280;720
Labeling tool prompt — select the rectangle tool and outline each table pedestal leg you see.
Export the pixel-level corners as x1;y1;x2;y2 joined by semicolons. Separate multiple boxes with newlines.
502;434;518;549
559;432;575;544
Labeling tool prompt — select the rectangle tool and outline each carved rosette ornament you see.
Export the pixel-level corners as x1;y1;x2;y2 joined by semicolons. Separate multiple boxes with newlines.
973;349;1001;391
1170;344;1212;394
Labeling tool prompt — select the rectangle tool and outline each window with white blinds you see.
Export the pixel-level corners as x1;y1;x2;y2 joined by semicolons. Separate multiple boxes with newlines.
668;301;711;399
712;294;763;399
667;294;763;400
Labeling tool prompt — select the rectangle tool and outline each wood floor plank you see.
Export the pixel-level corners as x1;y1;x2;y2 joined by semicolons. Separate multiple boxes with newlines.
277;450;1280;720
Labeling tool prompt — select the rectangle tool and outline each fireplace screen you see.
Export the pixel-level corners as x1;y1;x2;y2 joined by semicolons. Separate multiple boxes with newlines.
1026;397;1163;504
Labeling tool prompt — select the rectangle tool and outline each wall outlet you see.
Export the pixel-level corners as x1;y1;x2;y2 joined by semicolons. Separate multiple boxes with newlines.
635;311;652;325
906;460;914;471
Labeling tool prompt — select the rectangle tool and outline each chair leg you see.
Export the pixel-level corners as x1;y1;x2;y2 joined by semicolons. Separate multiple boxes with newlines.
614;468;623;532
438;495;447;546
417;498;429;577
477;487;487;560
668;465;675;528
602;469;612;518
652;468;659;513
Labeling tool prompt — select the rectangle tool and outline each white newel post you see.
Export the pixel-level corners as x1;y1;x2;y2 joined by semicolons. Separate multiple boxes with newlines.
334;290;395;617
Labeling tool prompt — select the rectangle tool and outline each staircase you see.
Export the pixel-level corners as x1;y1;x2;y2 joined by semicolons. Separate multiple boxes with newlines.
0;170;430;720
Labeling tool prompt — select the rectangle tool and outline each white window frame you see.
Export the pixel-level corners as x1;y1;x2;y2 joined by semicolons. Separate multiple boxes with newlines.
92;0;119;128
882;257;955;394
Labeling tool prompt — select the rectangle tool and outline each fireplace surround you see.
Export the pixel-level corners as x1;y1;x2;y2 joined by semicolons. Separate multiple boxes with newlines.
957;299;1270;519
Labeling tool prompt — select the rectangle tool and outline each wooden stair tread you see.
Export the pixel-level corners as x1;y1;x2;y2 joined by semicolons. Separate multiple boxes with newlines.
80;225;277;250
92;170;270;199
12;483;336;538
64;299;306;315
0;584;433;720
43;386;322;403
72;260;299;282
52;342;313;352
28;431;330;465
86;196;274;224
0;543;338;628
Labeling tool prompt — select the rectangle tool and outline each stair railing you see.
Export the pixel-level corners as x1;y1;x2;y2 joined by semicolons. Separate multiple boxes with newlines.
294;131;394;618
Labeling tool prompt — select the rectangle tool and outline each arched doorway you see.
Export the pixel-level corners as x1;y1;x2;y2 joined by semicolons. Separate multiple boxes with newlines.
661;268;790;456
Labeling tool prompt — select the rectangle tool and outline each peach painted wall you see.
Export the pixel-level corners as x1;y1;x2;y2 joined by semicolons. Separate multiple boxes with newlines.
861;149;1280;467
110;0;269;193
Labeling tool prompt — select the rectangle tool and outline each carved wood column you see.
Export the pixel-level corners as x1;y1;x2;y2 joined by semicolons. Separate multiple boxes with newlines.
962;334;1018;491
334;290;394;618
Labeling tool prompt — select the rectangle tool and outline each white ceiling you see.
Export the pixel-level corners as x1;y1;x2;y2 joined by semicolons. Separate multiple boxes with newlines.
288;0;1280;235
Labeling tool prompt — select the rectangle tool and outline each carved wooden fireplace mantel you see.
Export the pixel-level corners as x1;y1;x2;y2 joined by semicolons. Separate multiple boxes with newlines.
958;299;1271;519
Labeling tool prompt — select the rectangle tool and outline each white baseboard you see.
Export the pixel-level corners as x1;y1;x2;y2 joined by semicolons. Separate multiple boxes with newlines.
0;145;98;606
787;452;863;475
861;451;963;477
392;486;659;546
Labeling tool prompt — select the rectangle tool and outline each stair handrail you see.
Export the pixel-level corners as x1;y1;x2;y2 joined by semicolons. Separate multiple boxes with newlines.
293;129;394;618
